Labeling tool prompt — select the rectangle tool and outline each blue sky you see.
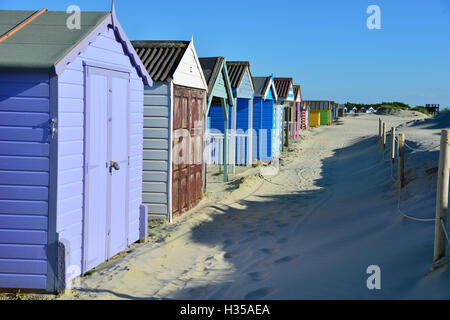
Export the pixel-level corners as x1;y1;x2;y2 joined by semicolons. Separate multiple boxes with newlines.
1;0;449;107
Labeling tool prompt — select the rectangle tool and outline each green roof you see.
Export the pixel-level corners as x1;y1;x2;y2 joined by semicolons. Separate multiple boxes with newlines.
0;10;109;72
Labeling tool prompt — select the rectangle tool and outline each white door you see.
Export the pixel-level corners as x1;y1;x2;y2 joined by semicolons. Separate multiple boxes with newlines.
84;66;129;272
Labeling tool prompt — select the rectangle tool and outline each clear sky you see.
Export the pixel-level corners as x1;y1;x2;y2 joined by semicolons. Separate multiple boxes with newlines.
1;0;449;107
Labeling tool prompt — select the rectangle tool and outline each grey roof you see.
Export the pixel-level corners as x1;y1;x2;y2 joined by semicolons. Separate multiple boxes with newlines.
131;40;190;82
0;10;109;71
199;57;224;97
226;61;253;89
252;76;272;98
303;100;333;110
273;77;292;99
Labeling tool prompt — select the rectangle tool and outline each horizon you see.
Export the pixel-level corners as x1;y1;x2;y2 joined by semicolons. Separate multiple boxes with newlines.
0;0;449;108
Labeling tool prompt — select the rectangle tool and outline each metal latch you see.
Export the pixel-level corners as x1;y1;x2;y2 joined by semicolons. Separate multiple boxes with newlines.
49;118;57;139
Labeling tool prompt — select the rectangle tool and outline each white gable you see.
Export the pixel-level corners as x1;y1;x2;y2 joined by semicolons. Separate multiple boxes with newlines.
286;83;294;102
172;41;207;90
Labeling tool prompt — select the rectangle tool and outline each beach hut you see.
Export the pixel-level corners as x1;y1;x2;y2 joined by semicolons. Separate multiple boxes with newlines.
332;102;337;120
292;85;302;140
131;40;207;221
301;101;310;130
304;101;333;126
337;104;345;117
274;77;294;150
226;61;255;168
252;76;279;161
0;6;151;292
200;57;234;182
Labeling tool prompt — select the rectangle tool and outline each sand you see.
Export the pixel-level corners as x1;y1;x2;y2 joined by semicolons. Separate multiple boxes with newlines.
58;112;449;300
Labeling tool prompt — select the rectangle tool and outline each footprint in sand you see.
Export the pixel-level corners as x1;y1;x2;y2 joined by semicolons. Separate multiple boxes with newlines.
244;287;276;299
247;272;269;282
274;255;300;265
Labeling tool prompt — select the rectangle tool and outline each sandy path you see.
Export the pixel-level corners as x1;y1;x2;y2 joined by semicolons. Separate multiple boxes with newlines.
61;113;450;300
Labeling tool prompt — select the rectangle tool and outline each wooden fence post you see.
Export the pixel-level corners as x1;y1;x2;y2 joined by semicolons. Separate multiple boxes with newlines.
434;129;450;263
382;122;386;149
378;118;382;141
390;127;396;164
398;133;405;189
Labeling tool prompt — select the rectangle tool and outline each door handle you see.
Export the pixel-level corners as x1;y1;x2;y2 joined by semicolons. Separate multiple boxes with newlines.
109;160;120;173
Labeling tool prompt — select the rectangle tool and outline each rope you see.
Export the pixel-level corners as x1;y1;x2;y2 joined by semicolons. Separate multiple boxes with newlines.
396;195;436;222
380;132;436;222
440;218;450;247
403;141;439;152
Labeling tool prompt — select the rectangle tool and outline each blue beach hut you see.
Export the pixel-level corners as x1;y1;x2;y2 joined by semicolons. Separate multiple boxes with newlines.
251;76;278;162
200;57;234;182
226;61;255;169
0;6;151;292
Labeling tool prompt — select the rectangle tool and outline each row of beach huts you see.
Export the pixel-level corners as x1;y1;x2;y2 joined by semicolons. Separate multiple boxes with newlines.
0;6;343;292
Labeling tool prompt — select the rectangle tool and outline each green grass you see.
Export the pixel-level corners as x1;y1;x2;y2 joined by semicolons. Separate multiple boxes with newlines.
84;269;96;276
377;104;410;113
14;290;26;300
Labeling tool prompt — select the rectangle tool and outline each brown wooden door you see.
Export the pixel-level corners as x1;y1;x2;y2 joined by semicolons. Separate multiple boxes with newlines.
172;86;204;217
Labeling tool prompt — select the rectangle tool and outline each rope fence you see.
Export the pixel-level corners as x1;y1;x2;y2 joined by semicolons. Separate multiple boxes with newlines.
376;118;449;264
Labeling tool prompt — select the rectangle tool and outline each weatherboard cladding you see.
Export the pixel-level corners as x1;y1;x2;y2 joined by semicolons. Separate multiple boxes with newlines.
0;10;148;291
142;82;170;218
132;41;189;83
136;40;206;220
56;26;144;287
236;69;254;100
251;76;276;161
0;71;50;289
